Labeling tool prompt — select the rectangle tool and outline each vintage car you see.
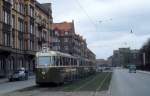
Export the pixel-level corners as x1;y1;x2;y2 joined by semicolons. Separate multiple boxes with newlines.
8;68;28;81
129;65;136;73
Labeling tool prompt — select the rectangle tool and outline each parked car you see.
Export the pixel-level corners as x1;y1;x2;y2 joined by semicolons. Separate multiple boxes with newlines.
129;65;136;73
8;68;28;81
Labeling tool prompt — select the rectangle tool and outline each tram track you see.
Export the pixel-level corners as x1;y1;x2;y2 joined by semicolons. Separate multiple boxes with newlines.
65;74;100;96
92;73;111;96
67;73;111;96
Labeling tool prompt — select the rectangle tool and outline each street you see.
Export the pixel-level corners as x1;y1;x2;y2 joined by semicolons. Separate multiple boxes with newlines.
0;73;111;96
111;69;150;96
2;69;150;96
0;77;35;95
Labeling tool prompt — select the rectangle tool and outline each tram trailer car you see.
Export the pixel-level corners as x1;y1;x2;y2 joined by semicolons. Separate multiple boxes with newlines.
36;49;96;85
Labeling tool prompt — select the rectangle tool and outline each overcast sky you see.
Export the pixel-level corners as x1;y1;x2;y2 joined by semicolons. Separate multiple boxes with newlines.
38;0;150;59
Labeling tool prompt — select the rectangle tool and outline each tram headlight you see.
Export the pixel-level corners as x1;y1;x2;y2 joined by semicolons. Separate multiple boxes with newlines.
41;71;46;75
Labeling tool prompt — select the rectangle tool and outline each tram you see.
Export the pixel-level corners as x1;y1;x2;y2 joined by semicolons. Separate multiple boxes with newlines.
35;47;96;85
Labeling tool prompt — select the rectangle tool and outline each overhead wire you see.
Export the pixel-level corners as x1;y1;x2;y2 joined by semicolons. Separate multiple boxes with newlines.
75;0;98;31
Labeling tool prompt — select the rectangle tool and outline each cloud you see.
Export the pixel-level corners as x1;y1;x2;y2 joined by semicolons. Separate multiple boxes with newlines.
38;0;150;59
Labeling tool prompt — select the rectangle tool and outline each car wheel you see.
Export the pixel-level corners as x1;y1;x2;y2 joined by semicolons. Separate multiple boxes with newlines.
9;79;12;82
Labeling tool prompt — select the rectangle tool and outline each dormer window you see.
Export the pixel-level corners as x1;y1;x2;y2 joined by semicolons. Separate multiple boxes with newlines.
55;30;59;36
65;31;68;35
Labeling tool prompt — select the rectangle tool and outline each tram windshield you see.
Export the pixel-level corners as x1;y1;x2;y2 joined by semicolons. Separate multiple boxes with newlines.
38;56;50;66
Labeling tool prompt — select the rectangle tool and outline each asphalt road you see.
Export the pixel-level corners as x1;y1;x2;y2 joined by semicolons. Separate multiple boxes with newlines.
0;77;35;95
110;69;150;96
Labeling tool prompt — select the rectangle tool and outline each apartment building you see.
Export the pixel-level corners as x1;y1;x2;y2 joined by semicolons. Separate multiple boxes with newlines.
0;0;53;77
52;21;96;61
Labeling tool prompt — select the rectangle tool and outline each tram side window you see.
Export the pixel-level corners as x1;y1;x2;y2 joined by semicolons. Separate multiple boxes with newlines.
73;59;75;66
60;57;62;66
63;57;66;66
80;60;82;66
56;56;60;66
0;60;1;69
77;59;79;66
71;58;73;66
53;56;56;66
68;58;71;66
75;59;77;66
66;57;69;66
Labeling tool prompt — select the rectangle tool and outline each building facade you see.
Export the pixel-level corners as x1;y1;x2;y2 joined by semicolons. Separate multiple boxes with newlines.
52;21;96;61
0;0;53;77
112;48;141;67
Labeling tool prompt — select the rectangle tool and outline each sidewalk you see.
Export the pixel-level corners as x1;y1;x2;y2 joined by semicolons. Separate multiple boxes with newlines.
0;78;8;84
0;75;35;84
0;77;35;95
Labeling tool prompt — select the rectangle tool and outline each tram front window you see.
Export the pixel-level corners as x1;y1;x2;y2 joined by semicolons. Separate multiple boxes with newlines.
38;56;50;66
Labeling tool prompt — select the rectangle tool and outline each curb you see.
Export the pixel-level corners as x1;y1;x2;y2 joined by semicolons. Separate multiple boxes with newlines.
137;70;150;75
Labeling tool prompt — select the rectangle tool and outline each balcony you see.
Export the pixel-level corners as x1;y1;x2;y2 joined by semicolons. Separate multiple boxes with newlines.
3;0;12;12
2;23;11;32
38;23;46;30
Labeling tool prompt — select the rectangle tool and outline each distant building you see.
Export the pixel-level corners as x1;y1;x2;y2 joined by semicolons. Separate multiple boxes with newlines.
107;56;113;66
130;49;141;66
112;48;141;67
96;59;108;67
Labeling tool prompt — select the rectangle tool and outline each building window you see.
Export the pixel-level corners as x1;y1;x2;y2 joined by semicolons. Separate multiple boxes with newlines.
65;31;68;35
3;10;11;25
12;35;15;48
19;39;23;50
24;4;28;15
4;33;10;46
55;30;59;36
19;3;24;14
18;18;24;32
30;23;34;34
30;40;33;50
4;0;11;3
42;31;46;39
12;15;15;28
64;46;68;50
11;0;14;8
64;38;68;42
30;6;34;17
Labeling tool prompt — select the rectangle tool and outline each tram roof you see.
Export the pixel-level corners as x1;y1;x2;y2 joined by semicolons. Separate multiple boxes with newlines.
36;50;75;58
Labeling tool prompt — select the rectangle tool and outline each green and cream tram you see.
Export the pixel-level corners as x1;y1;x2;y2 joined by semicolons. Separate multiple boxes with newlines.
36;48;96;85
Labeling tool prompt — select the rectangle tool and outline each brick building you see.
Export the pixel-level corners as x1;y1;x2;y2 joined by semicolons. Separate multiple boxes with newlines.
52;21;96;61
0;0;53;77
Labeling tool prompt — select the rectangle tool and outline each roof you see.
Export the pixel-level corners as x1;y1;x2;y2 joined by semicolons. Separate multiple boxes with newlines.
36;50;75;58
35;2;51;16
52;21;74;32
